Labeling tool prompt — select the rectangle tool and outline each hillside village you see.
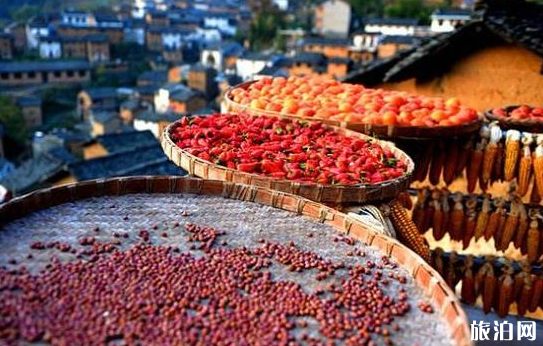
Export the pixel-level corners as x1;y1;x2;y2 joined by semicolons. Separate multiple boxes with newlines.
0;0;515;196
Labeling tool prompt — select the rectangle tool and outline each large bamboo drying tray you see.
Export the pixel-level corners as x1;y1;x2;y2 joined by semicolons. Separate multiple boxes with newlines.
224;81;483;140
0;176;472;346
161;117;415;204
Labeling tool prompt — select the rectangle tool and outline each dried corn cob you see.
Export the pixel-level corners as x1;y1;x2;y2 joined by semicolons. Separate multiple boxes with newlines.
449;193;464;241
498;199;520;251
527;214;541;263
517;277;532;316
432;194;444;241
421;191;437;234
534;136;543;198
529;276;543;313
429;142;445;185
481;124;501;187
456;138;473;177
467;140;485;193
492;141;504;183
397;191;413;210
496;268;514;318
389;200;431;262
482;263;496;314
493;204;508;249
461;255;476;304
443;140;459;185
474;196;491;241
463;198;477;250
445;252;458;290
412;189;428;231
504;130;521;182
484;198;504;241
414;145;433;182
513;263;529;301
530;180;541;205
517;134;534;197
432;247;445;277
514;203;528;250
515;264;532;316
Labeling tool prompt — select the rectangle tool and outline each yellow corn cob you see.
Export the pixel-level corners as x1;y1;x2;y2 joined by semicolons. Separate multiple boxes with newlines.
429;142;445;185
533;139;543;198
499;200;519;251
504;130;521;181
527;218;540;263
467;140;484;193
518;276;533;316
484;198;504;241
530;180;541;205
517;135;533;197
474;196;491;241
493;205;508;249
481;124;501;186
432;196;444;241
389;200;431;263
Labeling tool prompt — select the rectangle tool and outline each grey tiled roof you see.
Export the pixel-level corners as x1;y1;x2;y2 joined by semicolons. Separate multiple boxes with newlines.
97;130;157;153
0;60;90;73
345;0;543;85
68;144;184;181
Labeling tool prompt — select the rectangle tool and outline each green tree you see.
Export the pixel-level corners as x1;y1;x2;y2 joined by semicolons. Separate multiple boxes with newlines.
0;96;28;145
10;5;40;23
384;0;434;24
349;0;384;17
247;0;286;51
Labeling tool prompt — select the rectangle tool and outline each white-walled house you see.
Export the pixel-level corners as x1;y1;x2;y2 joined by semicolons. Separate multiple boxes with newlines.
274;0;288;11
236;53;271;81
38;37;62;59
364;18;418;36
352;32;380;52
195;28;221;44
314;0;351;38
430;9;471;33
26;16;50;49
61;10;95;27
201;41;244;72
153;84;187;114
162;30;184;50
203;13;237;37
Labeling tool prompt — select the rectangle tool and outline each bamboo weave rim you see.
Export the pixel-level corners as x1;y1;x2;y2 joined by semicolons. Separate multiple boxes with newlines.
224;81;483;140
0;176;472;346
485;106;543;133
161;116;415;204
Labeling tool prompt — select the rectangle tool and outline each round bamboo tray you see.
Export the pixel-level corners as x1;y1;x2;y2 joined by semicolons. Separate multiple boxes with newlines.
485;106;543;133
161;117;415;204
0;176;472;346
224;81;483;140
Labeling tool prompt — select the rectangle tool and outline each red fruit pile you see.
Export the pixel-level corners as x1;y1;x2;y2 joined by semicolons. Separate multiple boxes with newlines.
492;105;543;121
229;76;479;127
170;113;408;185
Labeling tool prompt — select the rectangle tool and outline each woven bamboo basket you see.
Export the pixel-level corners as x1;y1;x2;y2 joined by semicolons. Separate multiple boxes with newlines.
0;176;472;346
224;81;483;140
485;106;543;133
161;117;415;204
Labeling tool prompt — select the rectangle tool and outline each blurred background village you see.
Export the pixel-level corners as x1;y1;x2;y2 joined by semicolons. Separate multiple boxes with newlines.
0;0;542;198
